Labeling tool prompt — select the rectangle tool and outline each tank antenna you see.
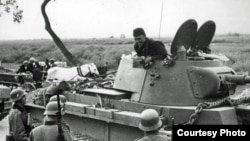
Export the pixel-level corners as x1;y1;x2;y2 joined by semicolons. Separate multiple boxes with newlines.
158;0;164;39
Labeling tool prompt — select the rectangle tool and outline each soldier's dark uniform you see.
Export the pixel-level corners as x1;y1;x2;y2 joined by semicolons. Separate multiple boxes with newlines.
8;89;31;141
134;38;167;61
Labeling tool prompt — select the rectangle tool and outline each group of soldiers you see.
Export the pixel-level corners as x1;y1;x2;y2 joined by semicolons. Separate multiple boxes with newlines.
16;57;57;87
7;88;73;141
7;88;171;141
6;28;172;141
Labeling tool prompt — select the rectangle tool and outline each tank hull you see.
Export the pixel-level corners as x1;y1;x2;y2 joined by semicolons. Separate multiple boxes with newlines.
25;93;242;141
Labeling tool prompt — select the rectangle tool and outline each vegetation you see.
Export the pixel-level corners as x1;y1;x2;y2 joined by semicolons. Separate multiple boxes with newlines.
0;34;250;72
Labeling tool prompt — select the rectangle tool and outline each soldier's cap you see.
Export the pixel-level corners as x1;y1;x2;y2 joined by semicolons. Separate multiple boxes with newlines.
133;27;146;37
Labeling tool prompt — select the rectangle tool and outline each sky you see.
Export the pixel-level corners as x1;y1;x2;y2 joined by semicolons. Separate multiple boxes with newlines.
0;0;250;40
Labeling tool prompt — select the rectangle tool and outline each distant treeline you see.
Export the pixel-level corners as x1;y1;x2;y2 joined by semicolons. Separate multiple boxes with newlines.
0;34;250;70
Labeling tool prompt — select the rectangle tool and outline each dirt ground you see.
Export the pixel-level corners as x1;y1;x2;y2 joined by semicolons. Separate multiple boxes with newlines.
0;116;9;140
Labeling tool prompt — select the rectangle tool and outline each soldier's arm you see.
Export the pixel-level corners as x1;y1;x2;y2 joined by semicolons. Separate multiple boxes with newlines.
152;42;167;61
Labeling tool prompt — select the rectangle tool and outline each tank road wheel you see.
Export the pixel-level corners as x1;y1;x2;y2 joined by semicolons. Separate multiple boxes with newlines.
21;82;36;92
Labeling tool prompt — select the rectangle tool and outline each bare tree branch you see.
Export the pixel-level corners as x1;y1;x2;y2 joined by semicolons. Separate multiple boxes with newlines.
41;0;81;66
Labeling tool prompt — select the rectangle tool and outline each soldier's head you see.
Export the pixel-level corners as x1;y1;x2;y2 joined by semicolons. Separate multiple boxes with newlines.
49;95;67;104
133;27;147;47
29;57;36;63
139;109;162;132
44;101;65;116
10;89;27;104
49;95;67;111
50;58;55;64
23;60;29;66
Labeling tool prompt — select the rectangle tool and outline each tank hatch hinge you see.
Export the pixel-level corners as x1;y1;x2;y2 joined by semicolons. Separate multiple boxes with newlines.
149;70;160;86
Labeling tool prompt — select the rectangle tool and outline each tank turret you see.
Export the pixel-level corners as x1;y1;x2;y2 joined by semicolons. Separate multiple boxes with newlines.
114;55;250;106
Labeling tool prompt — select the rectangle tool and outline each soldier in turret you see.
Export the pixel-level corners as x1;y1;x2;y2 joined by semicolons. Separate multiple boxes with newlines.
133;28;168;66
134;109;171;141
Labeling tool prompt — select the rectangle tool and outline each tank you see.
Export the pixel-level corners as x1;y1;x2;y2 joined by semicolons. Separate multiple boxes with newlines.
25;19;250;141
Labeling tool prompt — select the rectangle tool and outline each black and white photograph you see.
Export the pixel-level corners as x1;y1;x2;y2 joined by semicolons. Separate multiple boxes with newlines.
0;0;250;141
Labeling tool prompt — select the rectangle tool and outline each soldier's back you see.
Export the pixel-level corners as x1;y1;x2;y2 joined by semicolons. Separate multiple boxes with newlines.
30;124;58;141
136;134;170;141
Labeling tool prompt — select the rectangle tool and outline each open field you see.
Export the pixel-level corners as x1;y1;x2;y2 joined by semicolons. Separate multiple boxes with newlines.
0;34;250;72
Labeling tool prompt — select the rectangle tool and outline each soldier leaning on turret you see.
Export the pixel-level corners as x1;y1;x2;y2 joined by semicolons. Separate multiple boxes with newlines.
7;89;32;141
29;101;73;141
133;28;168;67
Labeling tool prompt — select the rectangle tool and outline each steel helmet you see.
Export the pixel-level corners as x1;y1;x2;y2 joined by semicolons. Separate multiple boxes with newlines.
45;85;59;96
49;95;67;104
10;89;26;102
139;109;162;131
43;101;64;115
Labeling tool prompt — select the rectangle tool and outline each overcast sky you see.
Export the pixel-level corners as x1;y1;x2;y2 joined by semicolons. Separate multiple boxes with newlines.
0;0;249;40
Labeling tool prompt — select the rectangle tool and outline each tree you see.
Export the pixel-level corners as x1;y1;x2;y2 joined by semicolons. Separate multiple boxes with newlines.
41;0;80;65
1;0;81;65
0;0;23;23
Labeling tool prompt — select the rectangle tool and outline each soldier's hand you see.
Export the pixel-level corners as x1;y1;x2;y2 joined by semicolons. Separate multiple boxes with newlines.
144;56;152;63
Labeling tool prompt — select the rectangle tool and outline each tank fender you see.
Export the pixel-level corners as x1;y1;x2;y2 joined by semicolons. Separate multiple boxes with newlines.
187;66;220;98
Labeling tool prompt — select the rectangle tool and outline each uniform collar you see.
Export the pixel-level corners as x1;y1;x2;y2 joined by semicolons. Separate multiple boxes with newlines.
44;121;57;125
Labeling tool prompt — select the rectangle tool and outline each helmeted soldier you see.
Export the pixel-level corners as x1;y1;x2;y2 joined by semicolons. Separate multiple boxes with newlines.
29;101;73;141
8;89;31;141
33;81;70;106
134;109;171;141
45;82;70;104
48;95;74;141
49;95;67;104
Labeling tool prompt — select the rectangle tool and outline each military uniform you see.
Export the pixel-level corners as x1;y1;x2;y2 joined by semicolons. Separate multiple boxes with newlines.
16;64;33;74
134;109;171;141
29;120;73;141
30;101;73;141
135;131;171;141
134;38;167;61
8;103;31;141
41;117;74;141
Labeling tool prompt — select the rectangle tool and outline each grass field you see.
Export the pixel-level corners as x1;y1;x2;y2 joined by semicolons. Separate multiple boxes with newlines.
0;34;250;72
